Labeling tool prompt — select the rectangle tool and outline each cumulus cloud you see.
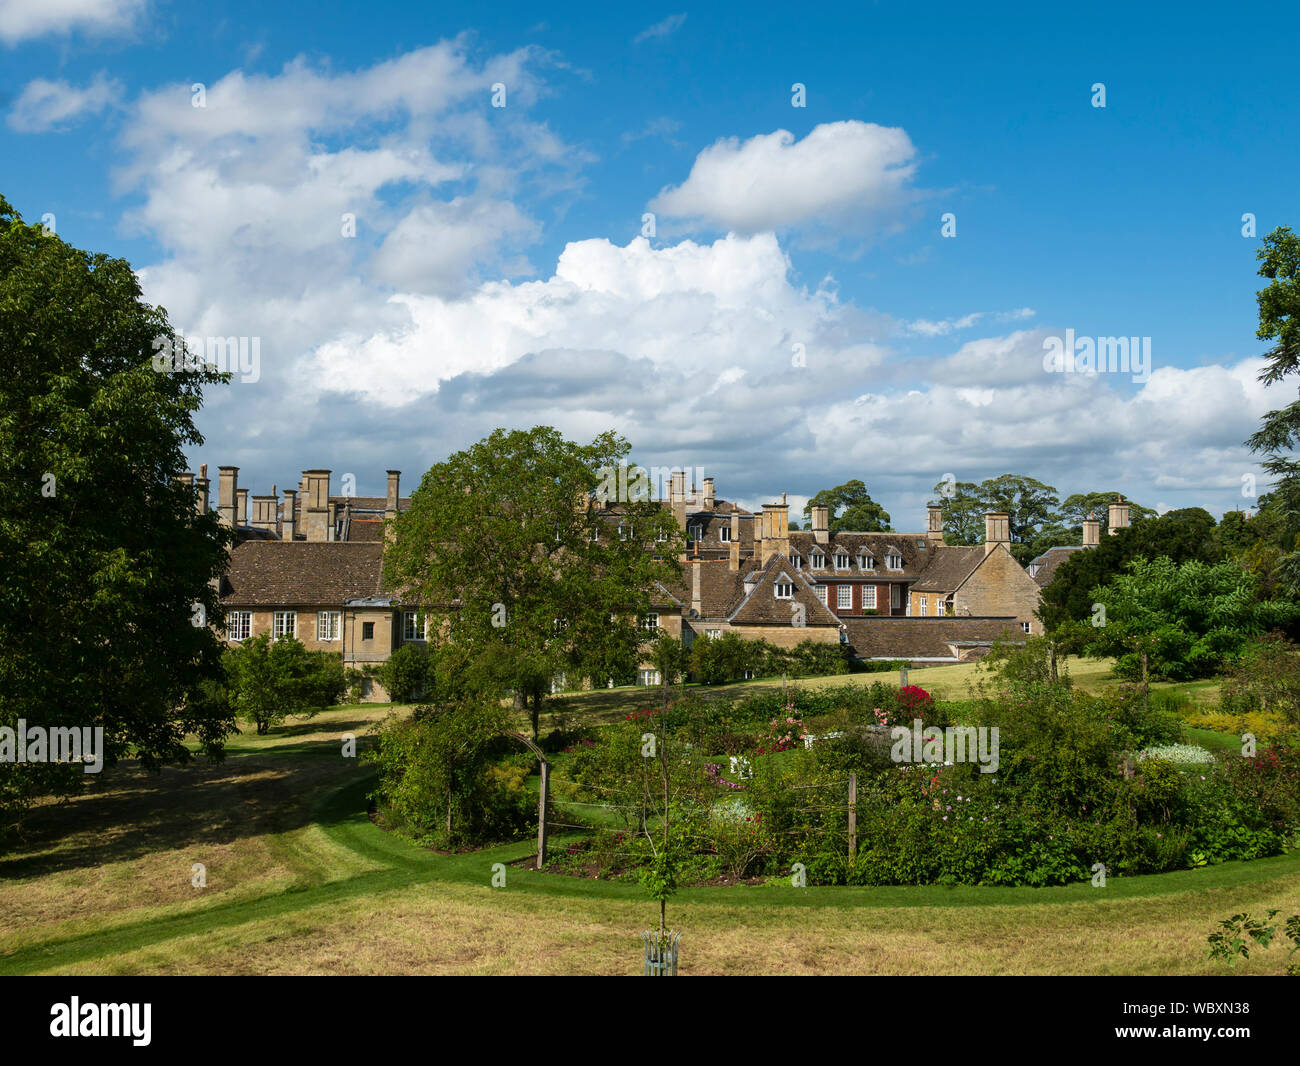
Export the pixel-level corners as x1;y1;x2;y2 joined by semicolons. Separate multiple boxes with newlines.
649;121;921;235
8;73;123;131
0;0;144;44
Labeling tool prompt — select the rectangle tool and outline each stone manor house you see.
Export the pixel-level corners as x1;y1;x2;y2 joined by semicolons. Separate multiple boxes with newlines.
182;464;1131;700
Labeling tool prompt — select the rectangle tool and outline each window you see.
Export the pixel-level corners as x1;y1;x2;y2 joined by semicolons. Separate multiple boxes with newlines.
640;613;659;631
859;553;874;570
360;678;373;697
814;586;827;605
362;621;375;641
227;611;252;642
618;523;627;540
775;582;794;599
403;611;425;641
886;551;903;570
936;599;946;617
792;553;801;569
919;596;928;616
656;528;668;542
811;551;825;569
834;552;849;570
863;586;877;610
837;585;852;610
273;611;296;639
706;629;722;640
1022;621;1032;634
317;611;341;641
553;617;569;634
688;523;702;542
720;526;731;543
639;669;661;686
891;584;902;610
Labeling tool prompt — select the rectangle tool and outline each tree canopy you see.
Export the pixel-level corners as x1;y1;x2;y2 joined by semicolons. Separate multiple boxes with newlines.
803;479;891;532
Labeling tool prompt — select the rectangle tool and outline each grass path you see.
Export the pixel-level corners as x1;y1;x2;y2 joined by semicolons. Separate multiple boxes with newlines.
2;701;1298;974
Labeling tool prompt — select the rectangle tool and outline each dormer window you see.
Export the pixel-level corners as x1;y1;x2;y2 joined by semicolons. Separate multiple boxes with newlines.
792;552;802;569
811;551;825;569
834;552;849;570
688;523;703;543
859;552;874;570
720;526;731;543
774;578;794;599
886;549;903;570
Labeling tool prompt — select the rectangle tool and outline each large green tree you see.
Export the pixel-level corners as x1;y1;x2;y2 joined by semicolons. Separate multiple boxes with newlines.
223;634;346;735
384;426;683;737
933;473;1063;563
803;479;891;532
1246;226;1300;597
1058;492;1157;535
0;195;232;837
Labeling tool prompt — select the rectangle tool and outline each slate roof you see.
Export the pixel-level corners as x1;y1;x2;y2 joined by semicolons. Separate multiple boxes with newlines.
788;531;931;580
728;553;840;627
910;545;987;592
841;616;1022;660
1029;545;1086;587
221;541;385;607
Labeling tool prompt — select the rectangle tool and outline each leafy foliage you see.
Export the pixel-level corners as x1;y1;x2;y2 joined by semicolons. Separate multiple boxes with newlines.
223;634;346;734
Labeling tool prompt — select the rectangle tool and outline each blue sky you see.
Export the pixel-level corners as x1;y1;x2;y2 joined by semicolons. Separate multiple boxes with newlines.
3;0;1297;526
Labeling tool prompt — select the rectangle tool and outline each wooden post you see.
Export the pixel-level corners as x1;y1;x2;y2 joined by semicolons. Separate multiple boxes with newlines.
536;760;550;870
847;771;857;861
899;664;909;687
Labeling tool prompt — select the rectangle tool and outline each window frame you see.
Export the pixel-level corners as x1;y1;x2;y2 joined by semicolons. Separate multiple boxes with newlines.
273;610;296;640
227;611;252;642
317;610;341;642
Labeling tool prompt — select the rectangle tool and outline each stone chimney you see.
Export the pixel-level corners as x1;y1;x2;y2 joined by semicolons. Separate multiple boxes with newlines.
236;488;249;527
812;504;830;545
927;503;944;544
196;463;210;516
729;512;742;571
703;477;716;510
984;511;1010;556
251;494;278;532
327;500;338;542
691;559;702;616
760;494;791;564
386;470;401;518
281;489;297;541
670;470;688;531
217;466;238;529
1082;512;1100;547
302;470;331;541
1108;495;1130;535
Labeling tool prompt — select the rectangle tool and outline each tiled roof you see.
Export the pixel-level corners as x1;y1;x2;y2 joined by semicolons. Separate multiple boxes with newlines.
910;545;987;592
1029;545;1086;587
728;553;840;627
789;531;931;580
841;616;1022;660
344;518;386;542
221;541;385;607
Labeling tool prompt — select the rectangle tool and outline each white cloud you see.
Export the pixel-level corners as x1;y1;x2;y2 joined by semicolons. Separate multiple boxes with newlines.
907;307;1035;337
649;121;921;234
0;0;144;44
634;14;686;44
8;73;123;132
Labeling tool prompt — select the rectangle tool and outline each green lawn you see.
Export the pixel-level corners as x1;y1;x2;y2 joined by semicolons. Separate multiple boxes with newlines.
0;700;1294;975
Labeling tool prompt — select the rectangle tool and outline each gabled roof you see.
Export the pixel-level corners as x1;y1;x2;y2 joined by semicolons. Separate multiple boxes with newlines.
1029;545;1086;587
221;541;385;607
789;531;930;578
728;553;840;627
910;545;987;592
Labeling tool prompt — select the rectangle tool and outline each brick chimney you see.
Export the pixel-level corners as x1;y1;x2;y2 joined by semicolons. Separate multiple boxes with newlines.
217;466;238;529
927;503;944;544
1082;512;1100;547
1107;495;1130;535
812;504;830;545
302;470;331;541
984;511;1010;556
281;489;297;541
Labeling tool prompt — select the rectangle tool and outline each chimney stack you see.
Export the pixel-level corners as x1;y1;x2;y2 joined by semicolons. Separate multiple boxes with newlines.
812;504;830;545
327;500;338;542
729;512;742;571
236;488;249;527
196;463;210;516
984;511;1010;556
386;470;401;518
927;503;944;544
302;470;331;541
760;496;791;564
703;477;716;510
218;466;239;529
1082;511;1100;547
1107;495;1130;535
251;494;278;532
281;489;297;541
670;469;688;531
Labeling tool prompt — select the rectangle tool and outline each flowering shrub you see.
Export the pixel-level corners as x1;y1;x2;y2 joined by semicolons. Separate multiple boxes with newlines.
756;707;810;754
898;685;934;719
1137;743;1215;765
